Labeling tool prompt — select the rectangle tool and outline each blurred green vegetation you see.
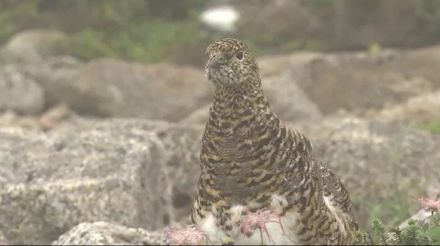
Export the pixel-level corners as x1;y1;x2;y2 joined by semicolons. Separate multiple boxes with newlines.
70;21;199;63
3;0;440;65
420;118;440;134
359;136;425;229
366;182;422;229
0;0;205;64
355;213;440;245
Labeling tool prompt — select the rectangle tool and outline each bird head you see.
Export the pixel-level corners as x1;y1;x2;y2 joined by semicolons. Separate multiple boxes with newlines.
205;38;260;88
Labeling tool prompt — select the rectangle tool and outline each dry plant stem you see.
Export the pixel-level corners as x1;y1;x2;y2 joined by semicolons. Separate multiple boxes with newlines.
239;209;286;244
416;197;440;215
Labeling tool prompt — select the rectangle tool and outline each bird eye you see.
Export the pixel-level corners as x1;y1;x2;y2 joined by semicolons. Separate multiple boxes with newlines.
236;51;243;60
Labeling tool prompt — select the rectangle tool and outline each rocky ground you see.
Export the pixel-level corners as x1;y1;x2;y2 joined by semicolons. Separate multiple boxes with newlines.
0;30;439;244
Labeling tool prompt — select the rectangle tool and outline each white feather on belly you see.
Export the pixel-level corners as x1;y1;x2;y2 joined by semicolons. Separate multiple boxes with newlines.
196;195;303;245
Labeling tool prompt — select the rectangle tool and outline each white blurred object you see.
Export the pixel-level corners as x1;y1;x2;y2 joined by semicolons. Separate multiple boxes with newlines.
200;5;239;32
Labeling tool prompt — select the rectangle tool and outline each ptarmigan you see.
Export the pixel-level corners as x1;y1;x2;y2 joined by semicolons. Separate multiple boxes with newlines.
191;38;358;245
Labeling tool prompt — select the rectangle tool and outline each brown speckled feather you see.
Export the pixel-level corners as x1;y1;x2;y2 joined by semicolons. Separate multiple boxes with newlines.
192;38;358;245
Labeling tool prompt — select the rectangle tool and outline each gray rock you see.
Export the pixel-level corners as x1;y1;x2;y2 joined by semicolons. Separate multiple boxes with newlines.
0;119;203;244
256;48;440;117
52;221;168;245
292;51;433;115
71;59;210;121
0;231;8;245
263;71;322;123
23;56;84;110
289;111;353;141
26;58;211;122
314;118;440;226
1;29;68;63
257;52;320;78
372;90;440;125
0;65;45;114
179;104;211;125
143;63;211;121
399;45;440;88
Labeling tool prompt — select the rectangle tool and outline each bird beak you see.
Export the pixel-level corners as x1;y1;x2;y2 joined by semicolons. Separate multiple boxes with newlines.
207;54;225;69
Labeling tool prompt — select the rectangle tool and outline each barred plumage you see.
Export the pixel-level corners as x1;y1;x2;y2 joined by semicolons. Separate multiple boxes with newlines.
192;38;358;245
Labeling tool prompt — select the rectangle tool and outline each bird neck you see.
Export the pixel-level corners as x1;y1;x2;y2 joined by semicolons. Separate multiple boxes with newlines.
202;80;280;165
210;79;276;133
215;88;265;109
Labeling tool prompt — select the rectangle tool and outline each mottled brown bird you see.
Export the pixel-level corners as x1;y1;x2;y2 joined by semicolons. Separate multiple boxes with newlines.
192;38;358;245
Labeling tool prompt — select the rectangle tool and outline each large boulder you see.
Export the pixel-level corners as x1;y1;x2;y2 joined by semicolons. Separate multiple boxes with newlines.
314;118;440;226
398;45;440;88
255;46;440;117
143;63;211;121
292;51;433;115
293;88;440;141
1;29;68;63
263;69;322;123
370;90;440;125
0;65;45;114
257;51;320;78
52;221;168;245
72;59;209;121
23;56;84;110
0;119;203;244
25;58;211;122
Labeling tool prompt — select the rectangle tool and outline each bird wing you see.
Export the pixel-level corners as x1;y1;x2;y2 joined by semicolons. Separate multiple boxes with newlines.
317;161;359;231
319;163;352;213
